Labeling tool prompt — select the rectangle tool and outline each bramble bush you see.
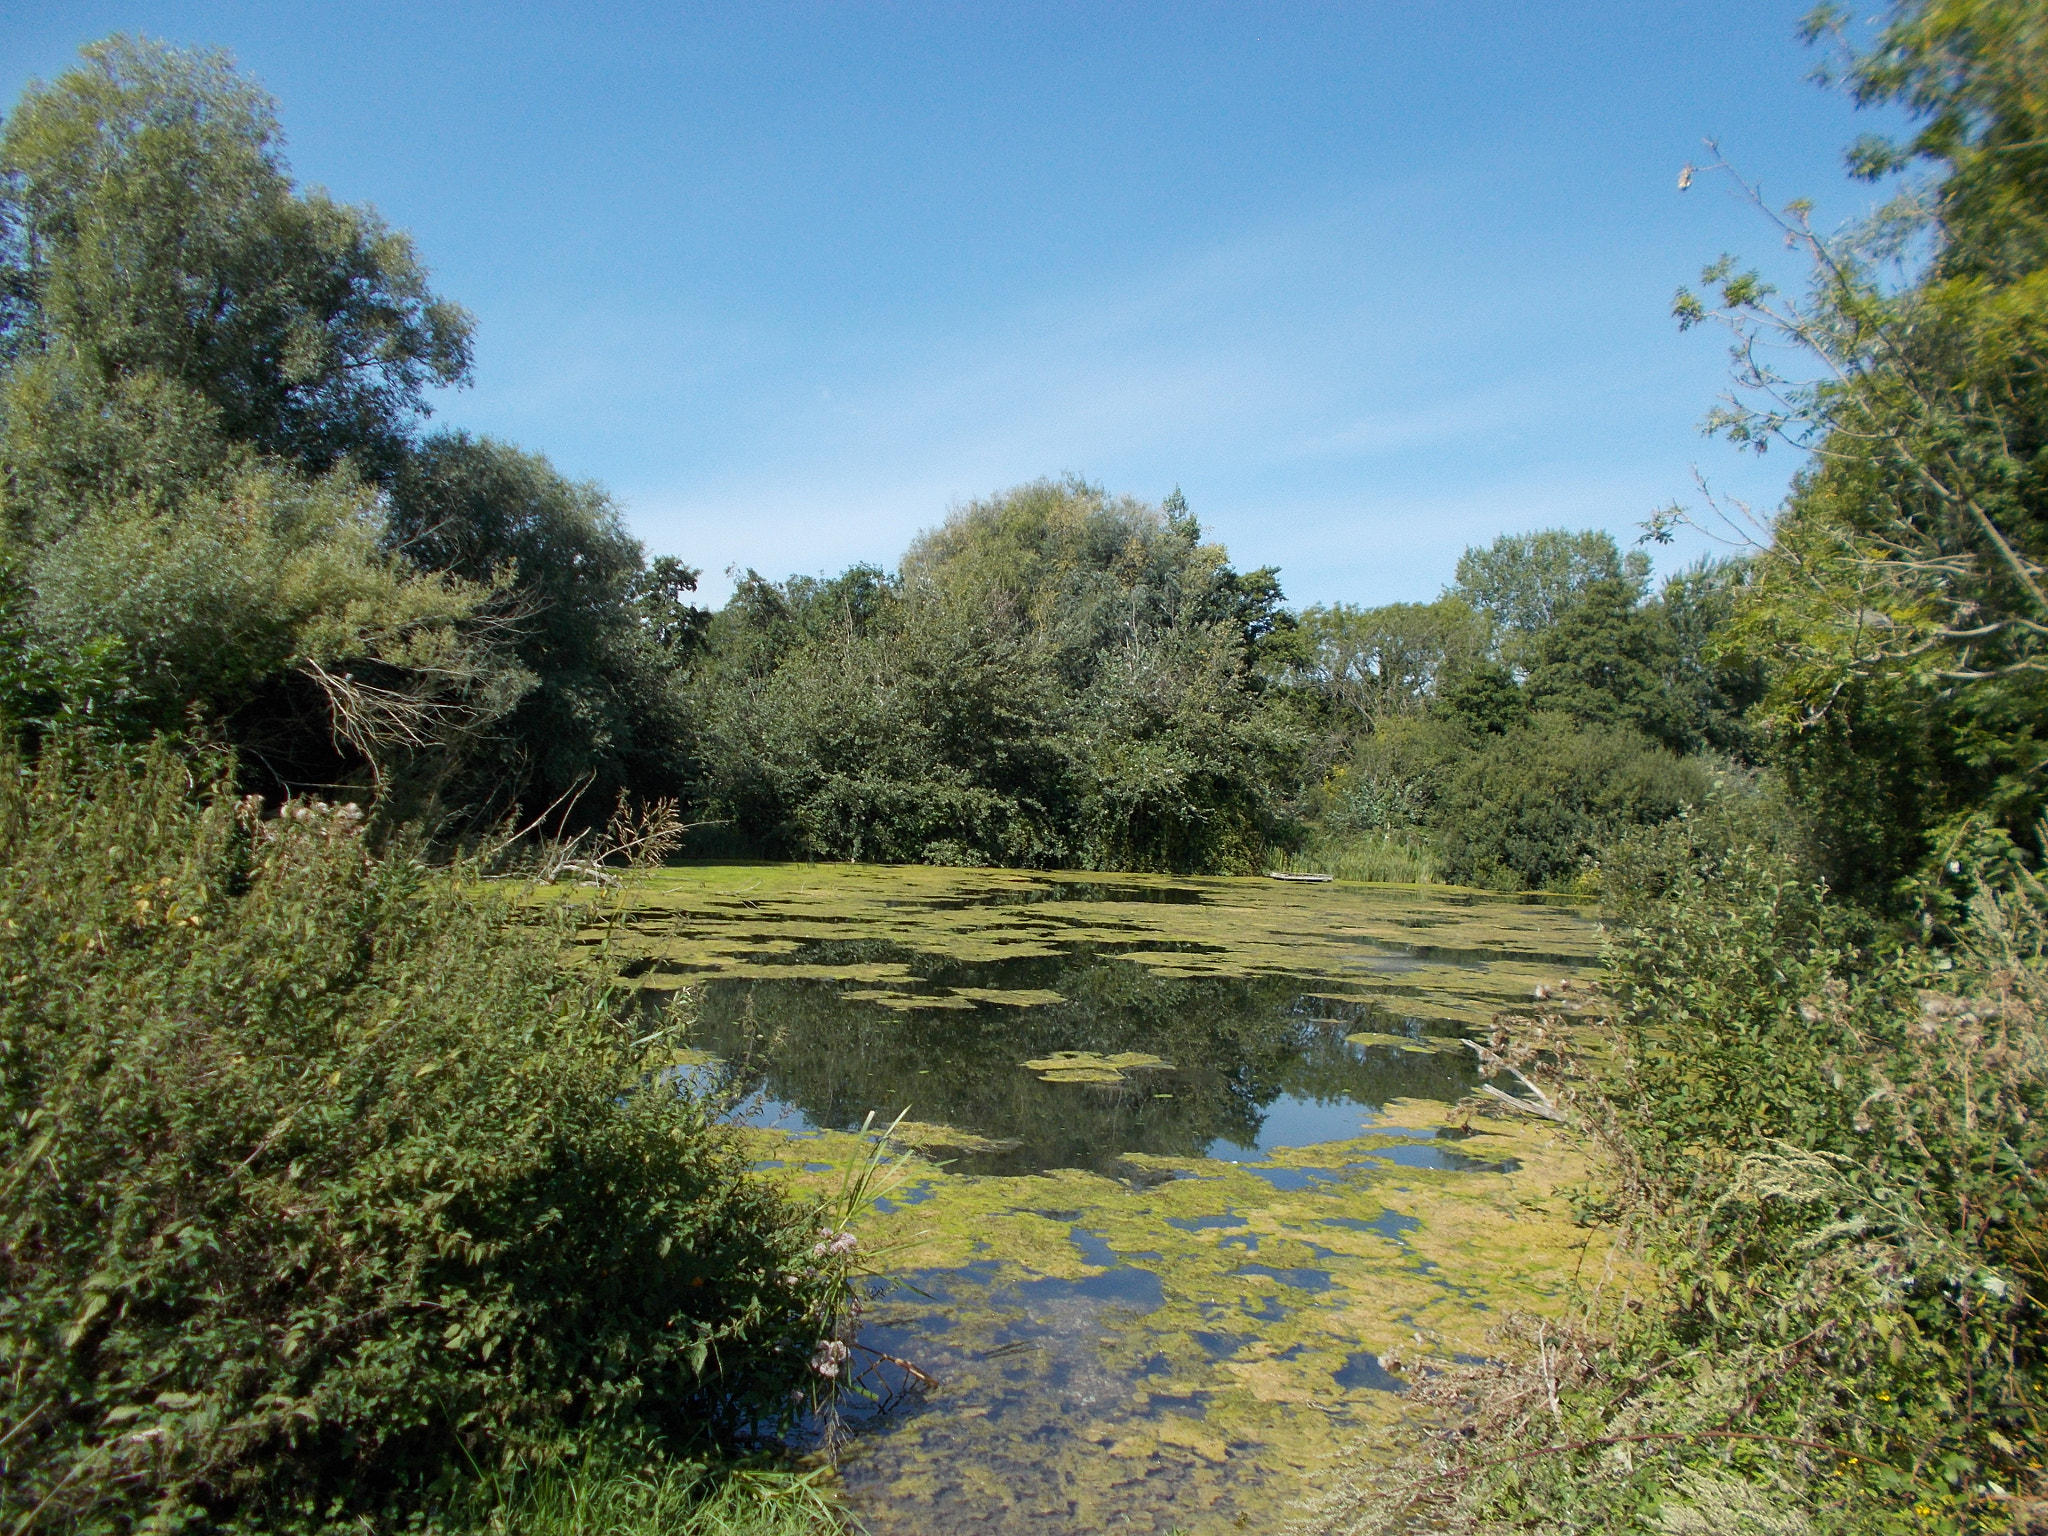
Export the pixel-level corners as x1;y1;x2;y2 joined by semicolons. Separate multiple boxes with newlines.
0;739;844;1534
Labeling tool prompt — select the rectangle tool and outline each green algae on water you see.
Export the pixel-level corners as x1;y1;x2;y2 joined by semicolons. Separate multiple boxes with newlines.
750;1099;1638;1536
1021;1049;1175;1084
584;863;1622;1536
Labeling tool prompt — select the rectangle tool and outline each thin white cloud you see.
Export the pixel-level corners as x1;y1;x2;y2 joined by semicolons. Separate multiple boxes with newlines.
444;172;1798;610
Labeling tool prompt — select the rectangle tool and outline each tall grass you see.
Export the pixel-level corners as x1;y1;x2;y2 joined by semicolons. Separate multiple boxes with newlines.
456;1448;838;1536
1271;829;1439;885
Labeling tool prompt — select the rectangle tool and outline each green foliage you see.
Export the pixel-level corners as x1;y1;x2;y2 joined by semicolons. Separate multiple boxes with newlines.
0;741;846;1534
1071;619;1293;873
1676;1;2048;901
1818;0;2048;282
0;40;697;819
23;456;521;787
688;479;1299;873
690;571;1067;866
1423;819;2046;1536
1370;12;2048;1531
1450;528;1651;667
900;474;1296;675
1328;713;1710;892
687;510;1738;886
1270;533;1752;895
0;40;526;800
1268;828;1439;885
387;433;694;822
1655;556;1765;758
1429;660;1529;737
1524;577;1686;748
1433;716;1712;891
1596;809;1869;1177
0;553;135;745
1284;598;1489;727
0;36;471;479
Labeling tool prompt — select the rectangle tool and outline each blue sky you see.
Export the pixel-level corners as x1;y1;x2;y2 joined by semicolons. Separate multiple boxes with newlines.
3;3;1899;607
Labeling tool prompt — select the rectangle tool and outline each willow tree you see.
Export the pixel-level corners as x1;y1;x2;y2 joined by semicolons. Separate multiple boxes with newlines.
0;38;516;800
0;35;471;482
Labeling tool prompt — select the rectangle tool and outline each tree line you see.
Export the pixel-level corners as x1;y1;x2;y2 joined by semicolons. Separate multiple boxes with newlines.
0;36;1771;895
4;32;2039;910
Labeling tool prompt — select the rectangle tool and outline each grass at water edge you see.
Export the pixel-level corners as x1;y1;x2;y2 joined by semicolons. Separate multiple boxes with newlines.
454;1448;842;1536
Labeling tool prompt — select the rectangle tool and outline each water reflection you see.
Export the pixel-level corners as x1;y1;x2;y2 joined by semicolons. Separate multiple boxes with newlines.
603;866;1603;1536
646;939;1486;1174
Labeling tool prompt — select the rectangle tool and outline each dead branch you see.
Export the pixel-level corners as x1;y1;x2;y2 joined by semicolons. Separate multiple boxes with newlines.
1461;1039;1572;1122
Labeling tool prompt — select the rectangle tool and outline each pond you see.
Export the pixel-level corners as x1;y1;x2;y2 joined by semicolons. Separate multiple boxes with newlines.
592;864;1621;1535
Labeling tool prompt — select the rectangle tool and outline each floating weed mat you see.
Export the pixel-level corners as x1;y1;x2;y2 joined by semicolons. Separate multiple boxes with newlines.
1021;1050;1175;1083
745;1100;1639;1536
951;986;1065;1007
1345;1032;1473;1054
837;988;977;1011
883;1120;1022;1155
588;862;1600;1027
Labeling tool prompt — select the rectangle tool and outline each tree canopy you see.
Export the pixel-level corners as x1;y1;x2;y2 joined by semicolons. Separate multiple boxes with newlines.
0;37;471;478
0;38;696;823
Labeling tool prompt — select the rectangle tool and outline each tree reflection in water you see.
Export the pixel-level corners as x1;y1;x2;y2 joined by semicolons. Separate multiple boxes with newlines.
644;939;1484;1176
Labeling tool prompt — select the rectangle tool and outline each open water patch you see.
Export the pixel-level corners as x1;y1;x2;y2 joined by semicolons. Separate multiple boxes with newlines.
1239;1164;1356;1193
1333;1351;1406;1393
1231;1263;1336;1293
1321;1210;1423;1242
654;942;1493;1176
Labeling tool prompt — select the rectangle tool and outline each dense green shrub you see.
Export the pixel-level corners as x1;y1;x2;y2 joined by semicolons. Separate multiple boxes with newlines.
1315;803;2045;1536
0;741;838;1534
1332;712;1710;891
1432;717;1712;891
687;479;1299;873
